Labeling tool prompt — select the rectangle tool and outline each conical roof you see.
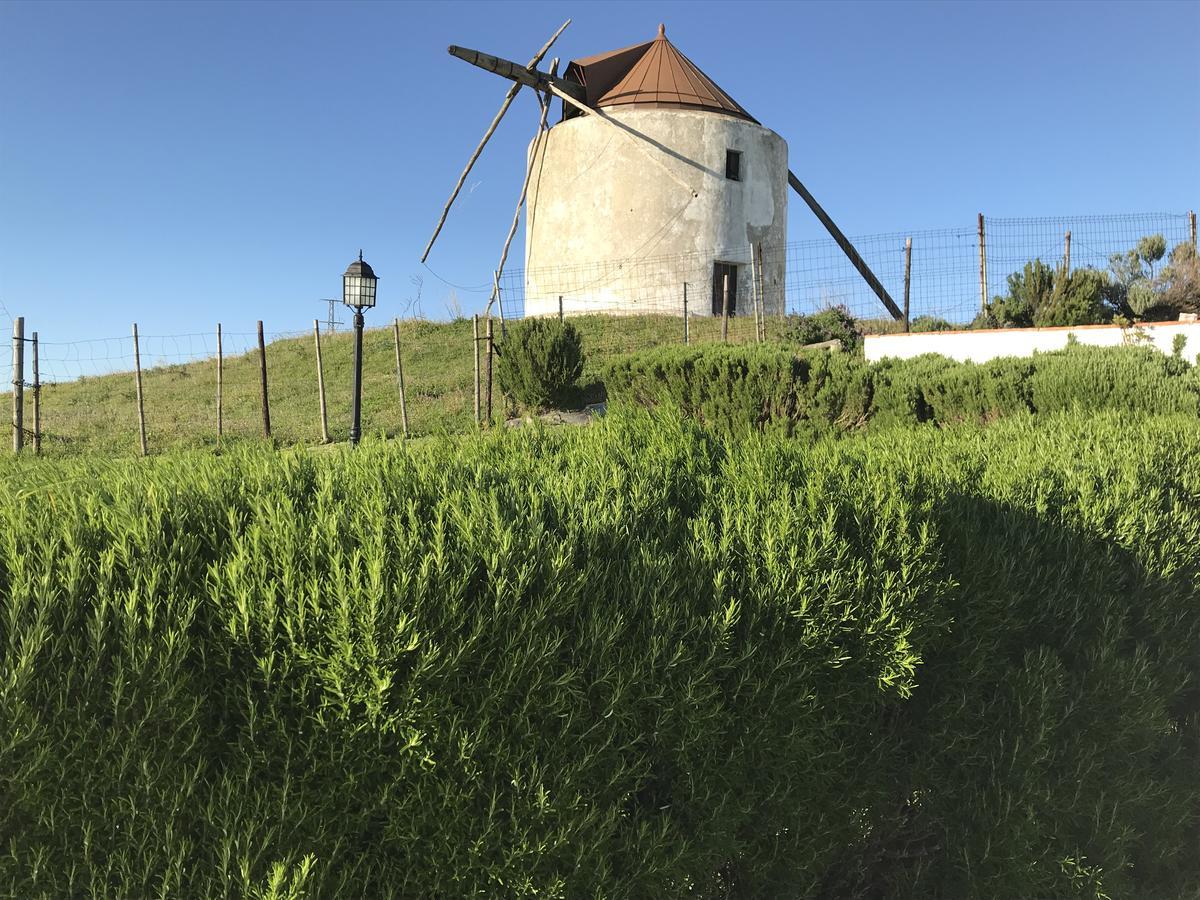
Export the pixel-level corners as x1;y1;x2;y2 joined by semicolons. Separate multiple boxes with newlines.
563;24;758;124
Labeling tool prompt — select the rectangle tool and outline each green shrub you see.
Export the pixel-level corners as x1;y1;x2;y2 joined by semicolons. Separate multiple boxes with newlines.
496;317;585;410
606;343;1198;436
984;260;1109;328
910;315;955;332
781;305;862;352
871;353;1035;426
1033;268;1111;326
604;343;871;437
988;259;1053;327
1029;344;1199;415
1;411;1197;897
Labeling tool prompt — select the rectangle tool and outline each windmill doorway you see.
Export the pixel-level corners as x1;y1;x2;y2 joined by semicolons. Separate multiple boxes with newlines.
712;262;738;316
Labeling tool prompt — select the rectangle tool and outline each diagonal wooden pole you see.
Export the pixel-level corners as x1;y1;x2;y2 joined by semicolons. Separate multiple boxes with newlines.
421;19;570;263
787;171;903;321
485;59;558;324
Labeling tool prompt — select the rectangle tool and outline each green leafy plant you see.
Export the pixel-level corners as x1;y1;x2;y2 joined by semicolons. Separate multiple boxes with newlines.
606;343;1199;436
910;315;955;333
496;317;585;411
984;260;1109;328
781;305;862;352
1108;233;1174;320
1;410;1198;897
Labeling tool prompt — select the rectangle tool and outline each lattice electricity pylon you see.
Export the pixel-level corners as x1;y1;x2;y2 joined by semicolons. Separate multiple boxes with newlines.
320;299;344;334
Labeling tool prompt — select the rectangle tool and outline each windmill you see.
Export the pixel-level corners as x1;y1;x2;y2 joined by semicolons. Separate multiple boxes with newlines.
422;22;903;325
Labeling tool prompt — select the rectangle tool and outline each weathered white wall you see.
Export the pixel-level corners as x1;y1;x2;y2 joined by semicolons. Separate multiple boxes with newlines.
523;108;788;318
865;321;1200;363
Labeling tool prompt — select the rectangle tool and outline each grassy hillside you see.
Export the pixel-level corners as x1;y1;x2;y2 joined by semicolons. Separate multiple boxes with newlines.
21;313;778;455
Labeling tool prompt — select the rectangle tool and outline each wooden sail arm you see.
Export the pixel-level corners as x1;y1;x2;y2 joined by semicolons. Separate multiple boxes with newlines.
787;171;903;321
448;46;586;103
420;19;570;263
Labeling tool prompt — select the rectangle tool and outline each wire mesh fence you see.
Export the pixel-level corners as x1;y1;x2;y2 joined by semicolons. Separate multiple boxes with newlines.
500;210;1195;326
1;210;1195;456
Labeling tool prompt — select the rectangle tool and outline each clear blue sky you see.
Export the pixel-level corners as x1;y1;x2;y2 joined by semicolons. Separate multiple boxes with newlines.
2;0;1197;345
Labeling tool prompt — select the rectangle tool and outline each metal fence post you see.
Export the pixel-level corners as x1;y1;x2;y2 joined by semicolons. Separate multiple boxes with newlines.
682;284;689;344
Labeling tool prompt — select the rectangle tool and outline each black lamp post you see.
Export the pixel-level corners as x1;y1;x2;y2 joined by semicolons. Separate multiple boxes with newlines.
343;250;378;446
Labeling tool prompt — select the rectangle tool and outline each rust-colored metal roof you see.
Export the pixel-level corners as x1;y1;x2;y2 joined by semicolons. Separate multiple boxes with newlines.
563;24;758;124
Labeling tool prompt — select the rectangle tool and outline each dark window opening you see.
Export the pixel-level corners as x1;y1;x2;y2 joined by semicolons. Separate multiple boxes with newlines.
725;149;741;181
712;262;738;316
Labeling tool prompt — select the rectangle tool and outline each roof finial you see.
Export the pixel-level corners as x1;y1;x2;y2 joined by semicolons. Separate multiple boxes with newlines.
657;22;665;38
358;249;363;262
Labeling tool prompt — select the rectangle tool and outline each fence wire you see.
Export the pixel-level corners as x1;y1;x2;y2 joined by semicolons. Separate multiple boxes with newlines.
500;211;1194;326
0;211;1194;455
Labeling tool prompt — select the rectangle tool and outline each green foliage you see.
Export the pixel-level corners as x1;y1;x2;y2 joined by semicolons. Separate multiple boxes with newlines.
1158;241;1200;315
988;259;1054;327
1035;267;1111;327
604;343;872;438
1107;233;1182;320
1029;344;1195;413
495;317;585;411
910;315;955;332
780;305;863;352
1173;333;1188;358
1;411;1197;897
984;260;1109;328
606;342;1199;435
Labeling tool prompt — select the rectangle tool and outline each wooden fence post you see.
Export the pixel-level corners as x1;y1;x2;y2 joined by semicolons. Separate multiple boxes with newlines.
473;314;481;427
1064;229;1072;277
903;237;912;333
485;317;494;428
978;212;988;312
558;295;563;323
132;322;147;457
31;331;40;455
313;319;329;443
393;318;409;438
1190;210;1196;248
721;272;730;343
682;284;689;344
216;323;223;441
11;317;23;453
257;321;271;439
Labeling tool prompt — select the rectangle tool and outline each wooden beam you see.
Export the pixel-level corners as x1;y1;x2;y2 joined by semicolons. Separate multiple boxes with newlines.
447;45;584;102
485;59;558;322
787;170;903;321
420;19;570;262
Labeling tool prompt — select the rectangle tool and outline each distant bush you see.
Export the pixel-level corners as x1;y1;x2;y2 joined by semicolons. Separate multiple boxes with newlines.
496;317;584;410
605;342;1199;435
981;233;1199;328
910;315;955;332
982;260;1109;328
781;305;862;352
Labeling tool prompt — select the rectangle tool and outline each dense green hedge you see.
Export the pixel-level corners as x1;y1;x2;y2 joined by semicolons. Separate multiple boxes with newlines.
605;343;1200;434
1;411;1198;897
496;317;585;411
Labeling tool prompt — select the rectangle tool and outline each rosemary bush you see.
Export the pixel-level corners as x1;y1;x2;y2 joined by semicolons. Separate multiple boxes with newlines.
496;317;585;411
606;343;1200;434
1;409;1197;897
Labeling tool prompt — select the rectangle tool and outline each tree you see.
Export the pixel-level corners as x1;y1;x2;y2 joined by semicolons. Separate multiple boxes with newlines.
983;260;1107;328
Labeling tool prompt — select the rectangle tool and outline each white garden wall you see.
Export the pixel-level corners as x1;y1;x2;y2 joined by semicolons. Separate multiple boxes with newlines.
864;321;1200;364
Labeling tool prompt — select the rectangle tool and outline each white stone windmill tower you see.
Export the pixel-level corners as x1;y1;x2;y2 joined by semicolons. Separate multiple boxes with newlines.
422;21;902;325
